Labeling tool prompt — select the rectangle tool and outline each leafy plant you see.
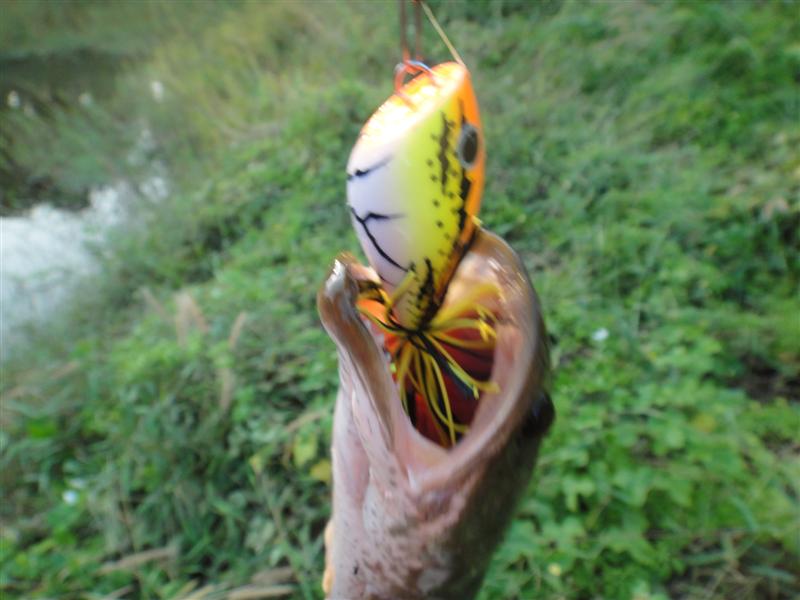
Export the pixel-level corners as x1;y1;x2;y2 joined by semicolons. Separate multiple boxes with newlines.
2;1;798;599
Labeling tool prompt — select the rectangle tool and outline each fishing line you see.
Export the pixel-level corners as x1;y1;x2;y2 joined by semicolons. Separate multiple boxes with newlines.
420;1;465;67
395;1;463;93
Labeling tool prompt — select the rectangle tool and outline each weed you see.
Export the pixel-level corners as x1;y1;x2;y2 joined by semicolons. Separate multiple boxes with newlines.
1;1;798;599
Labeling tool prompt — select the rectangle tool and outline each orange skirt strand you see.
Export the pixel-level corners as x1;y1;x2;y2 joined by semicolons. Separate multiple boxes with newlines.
358;289;498;447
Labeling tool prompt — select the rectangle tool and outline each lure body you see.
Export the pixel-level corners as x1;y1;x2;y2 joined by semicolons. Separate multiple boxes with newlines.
347;62;485;330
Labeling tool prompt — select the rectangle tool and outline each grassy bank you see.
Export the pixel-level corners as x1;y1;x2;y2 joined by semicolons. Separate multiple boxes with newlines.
2;1;799;598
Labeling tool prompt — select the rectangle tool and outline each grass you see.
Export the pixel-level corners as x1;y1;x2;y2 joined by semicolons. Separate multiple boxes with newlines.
1;1;799;598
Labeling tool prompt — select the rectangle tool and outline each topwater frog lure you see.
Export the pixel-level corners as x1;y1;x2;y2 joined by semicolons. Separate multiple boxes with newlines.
347;0;499;447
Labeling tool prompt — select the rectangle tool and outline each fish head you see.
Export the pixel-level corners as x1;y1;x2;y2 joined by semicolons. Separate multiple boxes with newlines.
318;229;553;599
346;62;485;329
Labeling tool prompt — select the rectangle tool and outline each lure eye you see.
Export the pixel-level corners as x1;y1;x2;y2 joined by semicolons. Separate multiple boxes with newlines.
456;123;479;169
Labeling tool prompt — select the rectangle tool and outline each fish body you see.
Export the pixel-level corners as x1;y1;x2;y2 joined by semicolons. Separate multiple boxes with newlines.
346;62;484;330
318;230;553;599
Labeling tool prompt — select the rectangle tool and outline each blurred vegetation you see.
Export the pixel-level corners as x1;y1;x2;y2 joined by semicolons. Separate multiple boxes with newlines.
1;0;799;599
0;0;235;212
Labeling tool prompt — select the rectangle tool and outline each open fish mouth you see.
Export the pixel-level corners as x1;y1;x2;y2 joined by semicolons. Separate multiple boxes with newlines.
318;228;554;599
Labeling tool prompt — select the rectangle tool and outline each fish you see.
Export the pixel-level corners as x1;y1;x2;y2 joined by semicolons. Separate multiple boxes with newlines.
317;228;554;599
346;61;493;447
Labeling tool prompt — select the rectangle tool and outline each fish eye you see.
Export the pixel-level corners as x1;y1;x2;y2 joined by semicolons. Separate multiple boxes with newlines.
457;123;479;169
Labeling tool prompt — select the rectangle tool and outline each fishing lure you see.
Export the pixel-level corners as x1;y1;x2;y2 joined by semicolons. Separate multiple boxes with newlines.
346;1;500;447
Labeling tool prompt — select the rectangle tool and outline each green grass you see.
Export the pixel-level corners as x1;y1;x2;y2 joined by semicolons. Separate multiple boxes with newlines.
2;1;799;598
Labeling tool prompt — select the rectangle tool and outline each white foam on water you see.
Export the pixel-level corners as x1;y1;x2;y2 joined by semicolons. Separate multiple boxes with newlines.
0;175;168;360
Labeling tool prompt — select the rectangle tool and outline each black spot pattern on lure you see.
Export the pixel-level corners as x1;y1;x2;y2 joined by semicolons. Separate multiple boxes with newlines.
401;261;424;324
414;259;430;303
453;100;471;236
422;258;436;298
400;104;480;330
412;258;439;324
457;146;470;230
459;172;471;201
457;176;469;232
437;112;452;194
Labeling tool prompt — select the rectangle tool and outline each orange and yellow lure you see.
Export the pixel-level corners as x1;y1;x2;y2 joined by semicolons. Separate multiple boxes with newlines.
346;2;499;447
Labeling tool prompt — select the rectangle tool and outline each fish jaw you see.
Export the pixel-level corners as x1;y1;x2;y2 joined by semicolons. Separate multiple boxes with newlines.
317;229;554;599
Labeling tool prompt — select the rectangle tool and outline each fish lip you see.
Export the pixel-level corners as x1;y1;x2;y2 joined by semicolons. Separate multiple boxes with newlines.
317;229;550;496
318;253;448;492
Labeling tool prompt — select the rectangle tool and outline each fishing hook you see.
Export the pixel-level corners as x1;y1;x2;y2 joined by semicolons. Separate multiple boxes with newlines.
395;0;438;106
398;0;423;65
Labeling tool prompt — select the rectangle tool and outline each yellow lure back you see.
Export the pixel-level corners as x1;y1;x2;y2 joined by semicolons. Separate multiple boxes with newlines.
346;62;485;330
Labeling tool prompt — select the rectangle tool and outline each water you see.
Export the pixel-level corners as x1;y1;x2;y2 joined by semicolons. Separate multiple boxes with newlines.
0;176;167;360
1;38;167;359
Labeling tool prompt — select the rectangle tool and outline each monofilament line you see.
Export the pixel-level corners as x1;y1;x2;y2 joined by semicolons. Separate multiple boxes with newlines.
421;1;465;67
